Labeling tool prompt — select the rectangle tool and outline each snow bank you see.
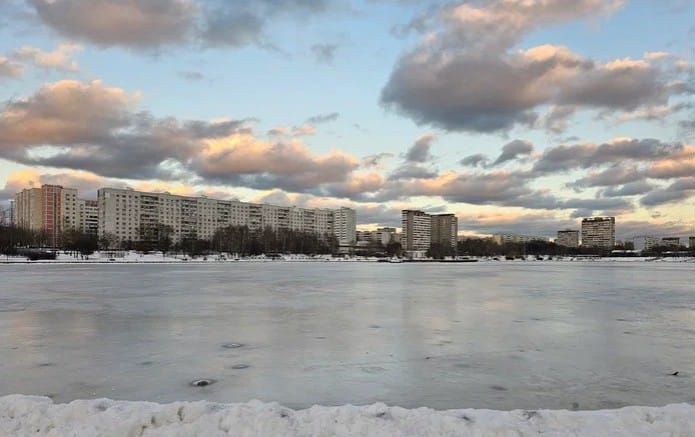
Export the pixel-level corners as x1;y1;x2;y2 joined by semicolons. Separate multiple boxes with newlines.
1;396;693;437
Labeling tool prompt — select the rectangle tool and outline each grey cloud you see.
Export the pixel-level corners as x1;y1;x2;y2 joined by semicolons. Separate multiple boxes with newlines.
178;70;205;81
491;139;533;166
388;163;438;181
601;181;655;197
405;134;435;162
311;43;338;64
306;112;339;124
533;138;682;173
29;0;196;48
640;177;695;206
362;152;393;168
460;153;488;168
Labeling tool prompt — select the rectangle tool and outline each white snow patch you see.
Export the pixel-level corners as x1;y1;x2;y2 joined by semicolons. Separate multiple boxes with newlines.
1;395;693;436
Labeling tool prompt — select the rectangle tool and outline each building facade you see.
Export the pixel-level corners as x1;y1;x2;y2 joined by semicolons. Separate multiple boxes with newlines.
661;237;681;248
556;230;579;247
492;234;549;245
0;201;14;226
431;214;458;248
581;217;615;249
14;185;87;246
79;200;99;235
334;207;357;246
97;187;354;245
356;227;398;246
633;236;659;253
402;210;458;254
402;210;432;252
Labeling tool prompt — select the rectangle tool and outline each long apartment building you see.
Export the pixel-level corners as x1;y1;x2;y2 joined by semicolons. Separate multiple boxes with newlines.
581;217;615;249
97;187;356;245
402;210;458;253
14;185;95;246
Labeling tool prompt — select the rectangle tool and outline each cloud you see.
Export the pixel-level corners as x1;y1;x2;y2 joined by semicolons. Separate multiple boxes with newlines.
306;112;339;124
533;138;683;173
380;0;690;133
199;0;334;49
0;56;24;79
362;152;393;168
29;0;196;49
601;180;655;197
311;43;338;64
12;43;81;72
491;139;533;166
460;153;488;168
404;134;435;162
0;79;365;195
178;70;205;81
640;177;695;206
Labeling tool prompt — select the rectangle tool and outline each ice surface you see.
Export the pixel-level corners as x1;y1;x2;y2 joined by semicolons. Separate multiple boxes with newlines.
1;395;693;437
1;263;694;411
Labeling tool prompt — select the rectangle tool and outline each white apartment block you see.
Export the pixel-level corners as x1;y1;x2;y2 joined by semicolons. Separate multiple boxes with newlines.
97;187;355;244
581;217;615;248
402;210;432;252
334;207;357;245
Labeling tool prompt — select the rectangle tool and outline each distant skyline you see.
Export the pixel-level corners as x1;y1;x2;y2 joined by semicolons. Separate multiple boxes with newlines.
0;0;693;239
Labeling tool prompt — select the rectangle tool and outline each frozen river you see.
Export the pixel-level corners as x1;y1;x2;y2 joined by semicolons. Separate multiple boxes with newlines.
1;262;693;410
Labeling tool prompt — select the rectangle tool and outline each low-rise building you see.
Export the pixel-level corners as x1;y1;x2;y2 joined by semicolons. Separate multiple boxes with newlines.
690;236;695;249
556;229;579;247
633;236;659;253
661;237;682;248
492;234;549;245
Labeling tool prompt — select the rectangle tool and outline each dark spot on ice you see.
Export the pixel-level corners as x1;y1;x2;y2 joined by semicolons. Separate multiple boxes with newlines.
490;385;508;391
425;356;432;360
38;362;55;367
670;371;679;376
623;331;633;335
231;364;250;370
190;379;215;387
530;317;544;321
455;363;471;369
460;414;474;423
95;402;108;412
139;361;153;366
222;343;244;349
370;325;381;329
523;410;539;420
315;336;326;339
572;402;580;410
616;318;630;322
280;411;290;418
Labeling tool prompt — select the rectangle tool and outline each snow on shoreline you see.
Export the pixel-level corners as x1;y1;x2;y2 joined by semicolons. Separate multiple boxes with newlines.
1;396;693;437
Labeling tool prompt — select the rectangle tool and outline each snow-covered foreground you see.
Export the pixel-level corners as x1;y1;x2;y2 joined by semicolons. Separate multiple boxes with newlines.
1;396;693;437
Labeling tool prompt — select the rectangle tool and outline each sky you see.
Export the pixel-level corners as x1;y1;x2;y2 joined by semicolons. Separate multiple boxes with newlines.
0;0;693;239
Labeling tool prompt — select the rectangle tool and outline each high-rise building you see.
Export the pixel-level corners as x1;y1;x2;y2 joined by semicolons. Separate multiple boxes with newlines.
402;210;432;252
633;236;659;253
79;200;99;235
14;185;84;247
97;187;354;245
581;217;615;248
401;210;458;254
556;229;579;247
661;237;681;248
690;236;695;249
0;201;14;226
356;227;398;246
431;213;458;248
334;207;356;246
